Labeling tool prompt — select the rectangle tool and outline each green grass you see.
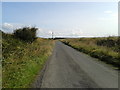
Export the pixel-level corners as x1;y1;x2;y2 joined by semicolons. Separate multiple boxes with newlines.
2;33;55;88
61;37;119;69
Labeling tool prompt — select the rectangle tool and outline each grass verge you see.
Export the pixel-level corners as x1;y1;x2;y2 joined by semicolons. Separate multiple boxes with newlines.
2;33;55;88
61;37;119;69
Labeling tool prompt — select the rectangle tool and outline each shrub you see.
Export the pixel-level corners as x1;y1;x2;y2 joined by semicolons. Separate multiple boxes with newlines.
96;38;116;47
14;27;38;42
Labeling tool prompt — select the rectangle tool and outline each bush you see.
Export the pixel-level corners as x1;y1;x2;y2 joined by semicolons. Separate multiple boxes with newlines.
14;27;38;42
96;38;116;47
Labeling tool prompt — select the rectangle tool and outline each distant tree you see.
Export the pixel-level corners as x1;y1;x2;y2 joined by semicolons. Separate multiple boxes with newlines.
13;27;38;42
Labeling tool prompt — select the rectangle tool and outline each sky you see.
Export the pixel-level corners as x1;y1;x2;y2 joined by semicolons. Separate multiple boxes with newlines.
1;2;118;38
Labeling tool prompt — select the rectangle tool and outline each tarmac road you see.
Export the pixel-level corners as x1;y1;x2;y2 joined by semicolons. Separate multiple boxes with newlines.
34;41;118;88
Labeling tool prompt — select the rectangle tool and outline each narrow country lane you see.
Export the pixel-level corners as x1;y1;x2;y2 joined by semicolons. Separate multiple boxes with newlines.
33;41;118;88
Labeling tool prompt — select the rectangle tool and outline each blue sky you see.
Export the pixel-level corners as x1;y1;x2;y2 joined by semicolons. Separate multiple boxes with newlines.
1;2;118;38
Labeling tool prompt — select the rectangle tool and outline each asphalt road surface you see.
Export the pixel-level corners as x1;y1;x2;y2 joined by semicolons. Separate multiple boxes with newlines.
34;41;118;88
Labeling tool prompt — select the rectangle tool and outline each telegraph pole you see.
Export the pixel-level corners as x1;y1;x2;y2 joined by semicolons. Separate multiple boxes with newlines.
52;32;53;39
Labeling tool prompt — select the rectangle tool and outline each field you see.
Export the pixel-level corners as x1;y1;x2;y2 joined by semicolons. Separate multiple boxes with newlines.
61;37;120;69
2;32;54;88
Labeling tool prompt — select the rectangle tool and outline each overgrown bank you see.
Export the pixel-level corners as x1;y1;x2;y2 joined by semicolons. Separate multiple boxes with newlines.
61;37;119;69
2;32;54;88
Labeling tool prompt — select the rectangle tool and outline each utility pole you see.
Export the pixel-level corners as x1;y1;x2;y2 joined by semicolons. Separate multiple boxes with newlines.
52;32;53;39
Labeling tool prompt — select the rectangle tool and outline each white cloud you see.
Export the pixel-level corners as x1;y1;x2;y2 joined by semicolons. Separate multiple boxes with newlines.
1;23;54;38
4;23;13;28
36;28;43;37
36;28;53;38
2;23;14;33
71;28;83;36
2;23;35;33
48;31;52;34
36;26;84;38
